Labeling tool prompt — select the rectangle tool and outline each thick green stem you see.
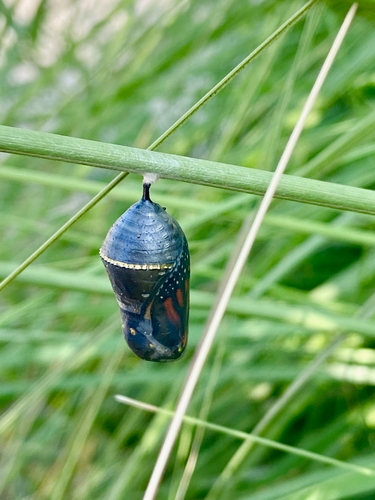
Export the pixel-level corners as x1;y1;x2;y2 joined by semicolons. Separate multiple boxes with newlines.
0;124;374;216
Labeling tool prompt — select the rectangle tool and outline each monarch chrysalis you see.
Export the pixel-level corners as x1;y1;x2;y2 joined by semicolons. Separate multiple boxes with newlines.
100;183;190;362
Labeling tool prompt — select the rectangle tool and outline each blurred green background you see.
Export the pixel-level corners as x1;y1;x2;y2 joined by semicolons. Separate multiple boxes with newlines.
1;0;375;499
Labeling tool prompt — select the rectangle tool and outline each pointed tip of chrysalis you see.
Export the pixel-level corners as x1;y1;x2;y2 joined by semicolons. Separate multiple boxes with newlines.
142;172;159;202
142;183;151;201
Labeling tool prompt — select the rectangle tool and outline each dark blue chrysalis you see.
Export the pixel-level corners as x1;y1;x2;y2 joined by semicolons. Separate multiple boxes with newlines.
100;183;190;362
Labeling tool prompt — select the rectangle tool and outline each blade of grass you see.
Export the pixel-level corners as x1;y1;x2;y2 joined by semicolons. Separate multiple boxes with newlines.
147;0;318;150
142;5;359;499
48;339;124;500
0;171;128;292
0;317;119;435
173;331;227;500
114;395;375;478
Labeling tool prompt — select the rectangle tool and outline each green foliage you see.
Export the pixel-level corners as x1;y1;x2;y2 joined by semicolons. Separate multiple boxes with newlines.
1;1;375;499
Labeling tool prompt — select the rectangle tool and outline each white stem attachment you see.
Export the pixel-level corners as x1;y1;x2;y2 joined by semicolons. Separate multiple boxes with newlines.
143;172;160;185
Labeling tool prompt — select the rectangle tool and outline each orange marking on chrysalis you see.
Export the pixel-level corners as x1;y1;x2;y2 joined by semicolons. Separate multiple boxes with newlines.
164;297;181;325
176;288;184;307
144;300;153;320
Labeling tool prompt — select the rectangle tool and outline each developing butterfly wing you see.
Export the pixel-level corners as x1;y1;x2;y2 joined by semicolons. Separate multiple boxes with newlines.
145;235;189;357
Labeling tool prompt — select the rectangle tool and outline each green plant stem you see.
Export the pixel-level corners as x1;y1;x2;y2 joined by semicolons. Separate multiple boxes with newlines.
1;125;375;216
115;395;375;478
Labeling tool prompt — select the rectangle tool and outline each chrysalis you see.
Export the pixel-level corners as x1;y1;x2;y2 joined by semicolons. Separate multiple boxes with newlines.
100;183;190;362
